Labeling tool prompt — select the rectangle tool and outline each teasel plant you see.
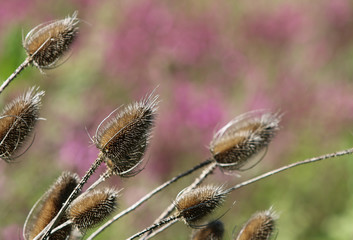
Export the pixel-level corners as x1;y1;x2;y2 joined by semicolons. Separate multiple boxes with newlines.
0;11;79;94
20;96;353;240
3;11;353;240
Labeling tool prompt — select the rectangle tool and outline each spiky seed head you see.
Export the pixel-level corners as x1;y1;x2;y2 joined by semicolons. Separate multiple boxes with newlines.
235;208;278;240
66;188;118;230
175;185;227;225
95;92;158;177
0;87;44;162
191;220;224;240
23;11;79;69
210;110;281;171
25;172;79;240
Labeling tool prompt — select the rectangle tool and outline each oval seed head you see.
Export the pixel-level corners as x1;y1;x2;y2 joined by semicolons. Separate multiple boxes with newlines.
67;188;118;230
0;87;44;162
95;91;158;177
191;220;224;240
23;11;79;69
210;110;281;171
175;185;227;225
25;172;79;240
235;208;278;240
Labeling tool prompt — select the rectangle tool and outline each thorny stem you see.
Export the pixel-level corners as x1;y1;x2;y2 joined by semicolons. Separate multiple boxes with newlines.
142;162;218;240
126;215;178;240
38;154;105;240
86;158;214;240
143;147;353;239
0;57;32;94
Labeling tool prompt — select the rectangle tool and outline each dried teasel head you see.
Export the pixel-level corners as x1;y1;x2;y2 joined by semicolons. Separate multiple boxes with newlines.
0;87;44;162
174;185;227;225
235;208;278;240
191;220;224;240
66;188;118;230
24;172;79;240
94;91;159;177
210;110;281;171
23;11;79;69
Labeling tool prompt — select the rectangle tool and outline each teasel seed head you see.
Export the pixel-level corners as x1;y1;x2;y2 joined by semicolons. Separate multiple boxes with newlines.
235;208;278;240
175;185;227;225
23;11;79;69
0;87;44;162
66;188;118;230
95;91;159;177
210;110;281;171
191;220;224;240
24;172;79;240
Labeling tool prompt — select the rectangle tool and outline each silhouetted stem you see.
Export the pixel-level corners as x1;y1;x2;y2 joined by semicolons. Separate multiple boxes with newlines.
0;57;32;94
86;158;214;240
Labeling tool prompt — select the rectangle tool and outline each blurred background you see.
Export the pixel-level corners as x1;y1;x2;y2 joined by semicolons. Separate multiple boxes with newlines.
1;0;353;239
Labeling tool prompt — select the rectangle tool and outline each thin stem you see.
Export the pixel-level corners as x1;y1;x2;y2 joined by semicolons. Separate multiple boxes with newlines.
0;57;32;94
126;215;178;240
223;147;353;195
142;162;218;240
86;170;112;192
50;220;72;235
86;158;214;240
38;154;105;240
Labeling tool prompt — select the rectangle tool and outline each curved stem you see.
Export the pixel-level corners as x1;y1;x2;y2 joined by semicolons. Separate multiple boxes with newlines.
0;57;32;94
86;158;214;240
224;147;353;195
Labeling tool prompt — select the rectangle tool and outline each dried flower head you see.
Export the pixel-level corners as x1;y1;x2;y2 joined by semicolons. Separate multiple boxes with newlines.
191;220;224;240
23;11;79;69
95;91;158;177
0;87;44;162
24;172;79;240
66;188;118;230
235;208;278;240
210;110;281;171
175;185;227;225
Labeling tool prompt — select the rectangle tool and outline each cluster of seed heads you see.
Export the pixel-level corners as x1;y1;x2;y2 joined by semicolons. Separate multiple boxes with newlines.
0;10;294;240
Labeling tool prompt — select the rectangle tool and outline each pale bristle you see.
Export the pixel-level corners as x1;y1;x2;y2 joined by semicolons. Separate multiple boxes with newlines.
23;11;79;69
66;188;118;230
95;91;158;177
0;87;44;162
26;172;79;240
235;208;278;240
210;110;281;171
175;185;226;225
191;220;224;240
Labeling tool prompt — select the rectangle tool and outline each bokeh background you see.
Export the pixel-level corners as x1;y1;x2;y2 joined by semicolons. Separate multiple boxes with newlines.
1;0;353;239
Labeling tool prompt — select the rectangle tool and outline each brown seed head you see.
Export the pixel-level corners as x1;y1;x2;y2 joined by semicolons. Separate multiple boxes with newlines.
210;110;281;171
95;91;158;177
67;188;118;230
25;172;79;240
175;185;226;225
235;208;278;240
23;11;79;69
191;220;224;240
0;87;44;162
